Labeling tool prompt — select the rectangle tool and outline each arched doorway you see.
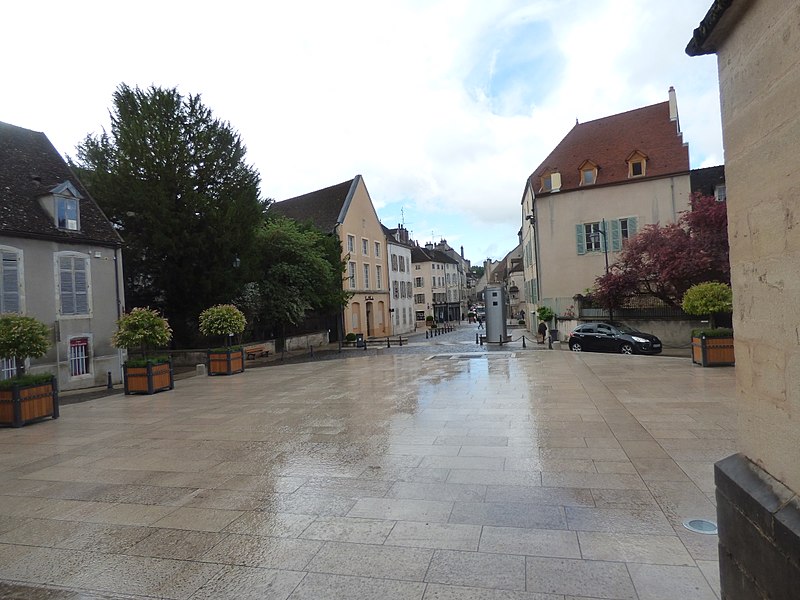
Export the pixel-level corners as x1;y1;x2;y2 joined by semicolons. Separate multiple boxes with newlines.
365;302;373;336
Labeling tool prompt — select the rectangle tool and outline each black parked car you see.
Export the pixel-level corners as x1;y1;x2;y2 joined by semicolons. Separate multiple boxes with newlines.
568;322;662;355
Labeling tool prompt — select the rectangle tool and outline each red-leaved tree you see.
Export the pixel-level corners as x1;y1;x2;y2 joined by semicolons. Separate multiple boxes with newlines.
593;194;729;309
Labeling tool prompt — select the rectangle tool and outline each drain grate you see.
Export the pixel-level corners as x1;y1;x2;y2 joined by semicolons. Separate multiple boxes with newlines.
683;519;718;534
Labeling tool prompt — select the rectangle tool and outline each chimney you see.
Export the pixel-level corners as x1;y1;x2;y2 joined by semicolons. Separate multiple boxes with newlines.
460;246;464;259
668;86;681;133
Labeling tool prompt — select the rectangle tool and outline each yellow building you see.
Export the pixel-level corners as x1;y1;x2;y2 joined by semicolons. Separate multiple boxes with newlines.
270;175;390;338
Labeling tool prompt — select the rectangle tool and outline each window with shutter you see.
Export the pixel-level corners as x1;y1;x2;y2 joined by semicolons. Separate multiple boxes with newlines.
611;220;622;251
58;254;89;315
0;250;20;313
575;224;586;255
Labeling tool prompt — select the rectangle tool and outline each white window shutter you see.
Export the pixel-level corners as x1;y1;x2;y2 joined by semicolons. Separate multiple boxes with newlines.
551;172;562;192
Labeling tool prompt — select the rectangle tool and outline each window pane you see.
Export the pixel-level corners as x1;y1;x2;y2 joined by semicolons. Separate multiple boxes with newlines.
69;337;90;376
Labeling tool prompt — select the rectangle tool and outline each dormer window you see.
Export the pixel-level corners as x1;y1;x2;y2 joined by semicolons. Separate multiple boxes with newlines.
579;160;598;186
627;151;648;178
47;182;83;231
57;197;79;230
539;171;561;193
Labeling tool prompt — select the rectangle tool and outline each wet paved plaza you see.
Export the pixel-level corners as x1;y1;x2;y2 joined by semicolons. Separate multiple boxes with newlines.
0;333;734;599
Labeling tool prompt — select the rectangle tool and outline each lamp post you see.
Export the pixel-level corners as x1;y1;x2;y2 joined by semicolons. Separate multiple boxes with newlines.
590;219;613;323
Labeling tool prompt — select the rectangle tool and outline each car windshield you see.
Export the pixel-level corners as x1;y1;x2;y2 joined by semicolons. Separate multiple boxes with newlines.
614;324;641;334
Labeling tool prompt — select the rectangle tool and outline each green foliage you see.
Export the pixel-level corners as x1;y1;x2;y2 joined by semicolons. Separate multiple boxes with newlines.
425;315;434;322
682;282;733;316
0;373;54;390
72;84;265;344
345;333;357;342
112;308;172;359
692;327;734;338
124;356;170;368
199;304;246;338
537;306;556;322
238;217;351;332
0;315;50;377
518;319;526;325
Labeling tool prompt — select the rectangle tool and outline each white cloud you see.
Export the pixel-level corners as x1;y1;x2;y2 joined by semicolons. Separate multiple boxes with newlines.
1;0;721;263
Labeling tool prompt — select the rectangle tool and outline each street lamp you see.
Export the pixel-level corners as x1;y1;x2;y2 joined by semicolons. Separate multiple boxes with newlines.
589;219;613;324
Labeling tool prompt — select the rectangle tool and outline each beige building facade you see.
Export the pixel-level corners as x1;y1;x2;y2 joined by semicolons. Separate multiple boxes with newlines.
688;2;800;597
270;175;390;339
521;94;691;328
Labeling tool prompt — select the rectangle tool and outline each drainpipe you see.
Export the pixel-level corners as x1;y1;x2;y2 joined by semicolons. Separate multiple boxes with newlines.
114;246;124;382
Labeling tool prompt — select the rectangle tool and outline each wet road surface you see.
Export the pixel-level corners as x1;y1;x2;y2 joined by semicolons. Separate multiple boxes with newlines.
0;327;732;598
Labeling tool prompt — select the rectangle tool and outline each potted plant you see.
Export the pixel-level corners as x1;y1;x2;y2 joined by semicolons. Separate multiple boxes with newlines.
112;308;174;394
426;315;435;328
682;282;734;367
199;304;246;376
0;315;58;427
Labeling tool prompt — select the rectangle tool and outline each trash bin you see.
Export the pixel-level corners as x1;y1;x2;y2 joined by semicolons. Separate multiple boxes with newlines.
355;333;365;348
550;329;559;342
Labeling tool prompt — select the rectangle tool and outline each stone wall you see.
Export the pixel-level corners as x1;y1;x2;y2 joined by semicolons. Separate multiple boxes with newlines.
689;1;800;598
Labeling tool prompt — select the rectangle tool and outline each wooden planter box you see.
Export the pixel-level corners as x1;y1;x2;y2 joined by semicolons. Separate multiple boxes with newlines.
692;336;735;367
0;377;59;427
207;348;244;376
123;361;174;395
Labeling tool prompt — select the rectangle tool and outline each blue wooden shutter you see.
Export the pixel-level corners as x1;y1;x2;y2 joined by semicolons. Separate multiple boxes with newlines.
611;220;622;251
575;224;586;255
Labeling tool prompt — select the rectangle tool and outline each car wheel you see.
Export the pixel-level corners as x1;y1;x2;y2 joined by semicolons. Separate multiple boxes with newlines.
570;342;582;352
620;343;634;355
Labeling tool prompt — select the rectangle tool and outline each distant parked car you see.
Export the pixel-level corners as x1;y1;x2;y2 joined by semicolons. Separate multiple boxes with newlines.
568;322;662;355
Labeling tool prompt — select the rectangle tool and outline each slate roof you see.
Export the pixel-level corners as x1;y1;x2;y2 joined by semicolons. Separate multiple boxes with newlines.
0;121;121;246
410;246;458;265
530;101;689;195
690;165;725;196
269;178;356;233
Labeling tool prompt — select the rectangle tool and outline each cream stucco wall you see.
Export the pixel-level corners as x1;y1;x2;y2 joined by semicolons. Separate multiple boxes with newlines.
388;241;415;335
530;175;691;309
338;178;390;337
715;1;800;491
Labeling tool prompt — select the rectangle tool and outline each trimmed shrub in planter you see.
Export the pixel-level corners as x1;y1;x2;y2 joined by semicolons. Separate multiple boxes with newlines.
691;328;735;367
0;315;57;427
112;308;174;394
683;283;734;367
199;305;246;376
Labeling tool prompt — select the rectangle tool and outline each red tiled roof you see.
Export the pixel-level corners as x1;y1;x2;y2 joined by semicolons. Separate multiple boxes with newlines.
530;101;689;194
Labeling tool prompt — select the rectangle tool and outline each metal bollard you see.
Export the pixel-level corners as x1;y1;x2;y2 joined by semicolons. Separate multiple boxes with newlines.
107;371;113;389
364;338;368;350
499;335;503;346
480;335;483;346
522;336;527;348
426;330;429;339
400;336;404;347
476;333;479;345
310;345;314;358
387;336;391;348
548;335;553;350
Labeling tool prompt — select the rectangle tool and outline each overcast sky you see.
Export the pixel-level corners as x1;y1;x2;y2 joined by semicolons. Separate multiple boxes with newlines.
2;0;720;265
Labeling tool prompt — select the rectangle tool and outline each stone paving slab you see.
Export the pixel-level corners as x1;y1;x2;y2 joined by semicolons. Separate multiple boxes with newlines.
0;338;733;599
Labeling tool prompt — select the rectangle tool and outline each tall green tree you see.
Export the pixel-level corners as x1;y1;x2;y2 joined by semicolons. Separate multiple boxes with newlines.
72;84;265;344
238;217;350;338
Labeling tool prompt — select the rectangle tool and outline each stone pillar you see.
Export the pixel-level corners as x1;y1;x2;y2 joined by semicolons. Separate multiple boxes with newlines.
688;2;800;598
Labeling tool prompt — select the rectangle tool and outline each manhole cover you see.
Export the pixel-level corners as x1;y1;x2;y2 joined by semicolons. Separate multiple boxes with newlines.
683;519;718;534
